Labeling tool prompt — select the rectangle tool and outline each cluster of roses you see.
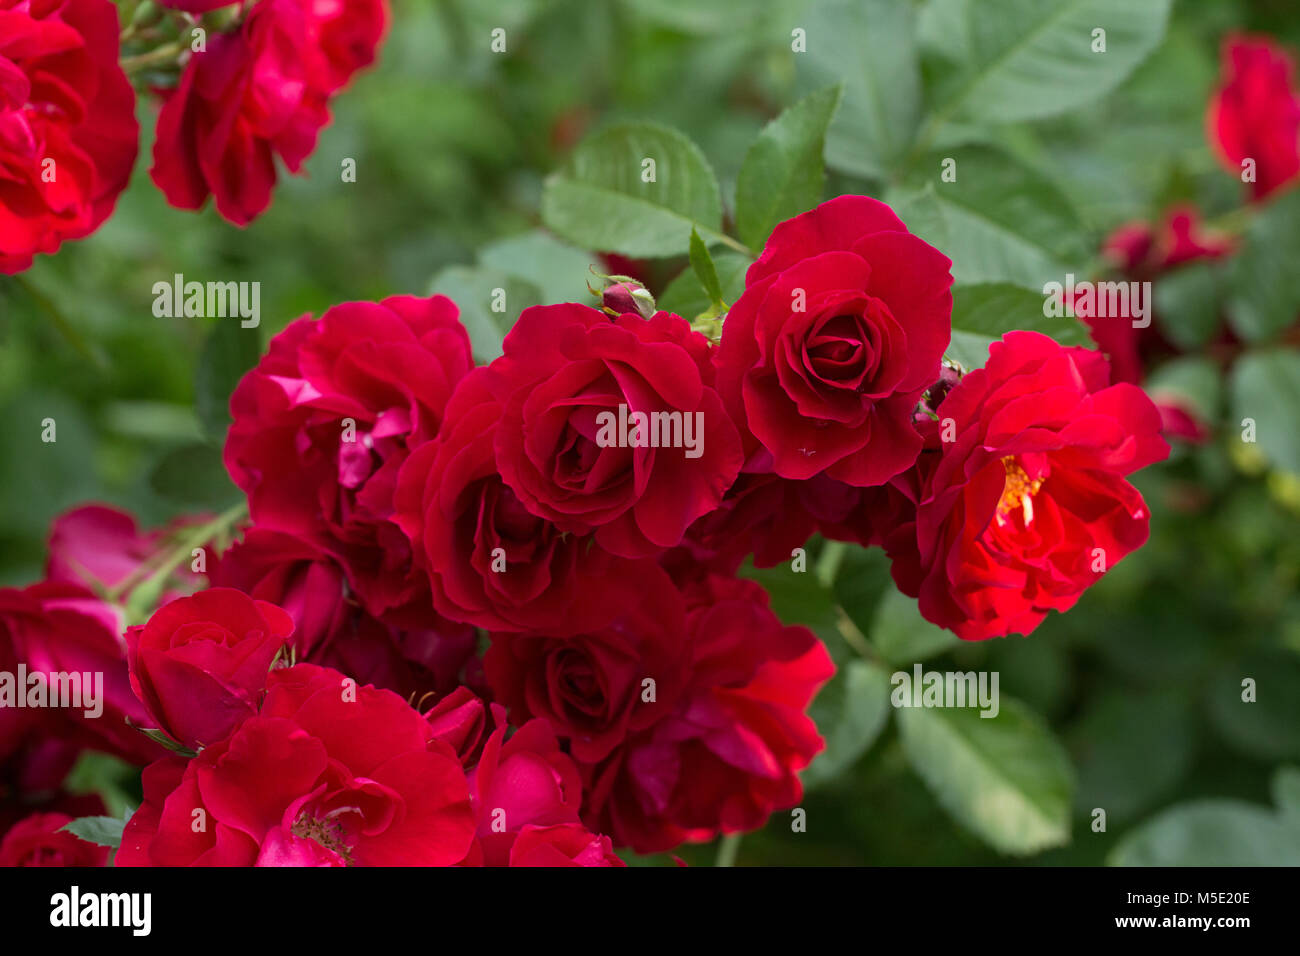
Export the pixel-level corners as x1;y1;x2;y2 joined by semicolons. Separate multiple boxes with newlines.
3;184;1172;865
1075;33;1300;442
0;0;386;274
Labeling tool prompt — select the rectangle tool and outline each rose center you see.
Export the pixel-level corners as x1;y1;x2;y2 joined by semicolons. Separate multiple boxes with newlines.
996;457;1044;527
290;809;356;864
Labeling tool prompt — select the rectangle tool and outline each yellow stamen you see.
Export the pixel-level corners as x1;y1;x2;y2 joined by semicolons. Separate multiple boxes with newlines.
997;456;1043;526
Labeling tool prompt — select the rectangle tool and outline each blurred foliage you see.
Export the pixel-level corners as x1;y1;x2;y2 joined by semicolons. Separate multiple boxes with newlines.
2;0;1300;865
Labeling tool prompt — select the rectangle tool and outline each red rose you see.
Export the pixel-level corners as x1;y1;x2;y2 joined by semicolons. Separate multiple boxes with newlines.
394;367;652;633
0;811;107;867
149;0;386;225
422;686;492;767
226;294;472;625
126;588;293;750
0;0;138;273
508;823;625;867
1;582;160;778
1208;35;1300;201
484;566;689;763
894;332;1169;640
715;195;953;485
464;716;584;867
582;575;832;853
45;504;208;604
209;528;478;700
488;303;743;557
117;663;476;866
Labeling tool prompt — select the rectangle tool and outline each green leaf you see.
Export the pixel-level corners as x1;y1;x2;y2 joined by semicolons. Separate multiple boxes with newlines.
1110;800;1300;866
429;265;544;363
889;147;1089;288
1205;648;1300;762
951;282;1088;346
1153;261;1227;350
832;546;893;640
541;122;724;257
1230;349;1300;476
870;588;959;664
194;321;261;443
1144;355;1221;425
803;660;892;790
734;84;842;249
1227;190;1300;342
924;0;1172;128
149;442;242;510
945;330;996;370
1273;766;1300;831
62;815;127;849
658;251;750;321
899;696;1075;855
476;231;596;306
800;0;919;179
688;228;725;309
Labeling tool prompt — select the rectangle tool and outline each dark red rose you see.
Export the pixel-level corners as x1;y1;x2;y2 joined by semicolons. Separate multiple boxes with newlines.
582;575;832;853
489;303;743;557
209;528;478;701
423;686;494;768
1208;35;1300;201
226;295;472;626
715;195;953;486
0;0;138;273
0;811;107;867
117;663;476;866
891;332;1169;641
126;588;293;750
508;823;625;867
149;0;386;225
464;715;584;867
484;566;689;763
394;367;652;633
1;582;160;778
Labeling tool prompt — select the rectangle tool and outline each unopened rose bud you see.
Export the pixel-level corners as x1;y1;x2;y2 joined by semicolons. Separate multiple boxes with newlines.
602;280;656;320
928;364;963;409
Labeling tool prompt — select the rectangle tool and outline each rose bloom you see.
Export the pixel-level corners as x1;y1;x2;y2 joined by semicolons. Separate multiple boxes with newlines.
118;663;475;866
210;528;477;701
149;0;387;225
508;823;624;867
484;303;743;558
1;582;160;781
394;366;656;633
715;195;953;486
582;575;832;853
226;294;473;626
1207;35;1300;201
126;588;293;751
484;565;689;763
892;332;1169;641
0;0;138;273
0;811;107;867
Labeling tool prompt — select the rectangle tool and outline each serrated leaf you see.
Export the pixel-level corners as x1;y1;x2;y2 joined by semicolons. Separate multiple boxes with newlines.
734;84;842;249
61;815;127;849
952;282;1088;346
899;696;1074;855
1229;349;1300;476
195;321;261;443
1109;800;1300;866
429;265;543;363
870;588;959;664
927;0;1171;127
803;659;892;790
688;228;725;309
889;147;1088;288
477;231;596;305
541;122;724;257
658;251;750;321
800;0;920;179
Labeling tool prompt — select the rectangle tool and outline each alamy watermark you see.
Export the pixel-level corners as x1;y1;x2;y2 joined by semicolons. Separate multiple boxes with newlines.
890;664;999;718
0;665;102;718
594;403;704;459
152;273;260;328
1042;274;1151;328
